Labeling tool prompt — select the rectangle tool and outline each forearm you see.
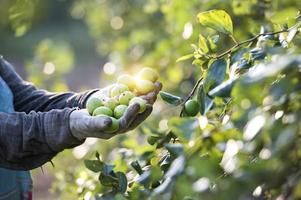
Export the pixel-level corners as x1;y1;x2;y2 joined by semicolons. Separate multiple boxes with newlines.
0;108;83;170
0;56;98;112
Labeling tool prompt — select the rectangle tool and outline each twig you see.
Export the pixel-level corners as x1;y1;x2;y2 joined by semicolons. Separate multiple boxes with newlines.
214;23;301;59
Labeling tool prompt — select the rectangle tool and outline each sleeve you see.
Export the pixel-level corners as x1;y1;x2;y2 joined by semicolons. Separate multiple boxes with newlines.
0;56;98;112
0;108;83;170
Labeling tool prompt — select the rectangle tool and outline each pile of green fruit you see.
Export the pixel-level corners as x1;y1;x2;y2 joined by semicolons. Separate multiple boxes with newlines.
86;68;159;133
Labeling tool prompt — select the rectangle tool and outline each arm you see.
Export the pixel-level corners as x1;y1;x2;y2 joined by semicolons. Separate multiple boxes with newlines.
0;108;82;170
0;56;97;112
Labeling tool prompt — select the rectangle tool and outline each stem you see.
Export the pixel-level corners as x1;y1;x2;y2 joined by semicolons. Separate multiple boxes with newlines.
230;34;238;45
214;23;300;59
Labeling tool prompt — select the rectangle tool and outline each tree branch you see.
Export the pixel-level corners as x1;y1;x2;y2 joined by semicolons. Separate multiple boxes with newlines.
214;23;300;59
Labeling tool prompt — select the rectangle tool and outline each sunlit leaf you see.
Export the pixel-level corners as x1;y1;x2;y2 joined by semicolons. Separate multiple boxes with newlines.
176;54;194;62
198;34;209;54
197;9;233;35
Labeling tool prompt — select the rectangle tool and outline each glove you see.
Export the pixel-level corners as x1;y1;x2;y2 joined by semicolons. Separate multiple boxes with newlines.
70;82;162;140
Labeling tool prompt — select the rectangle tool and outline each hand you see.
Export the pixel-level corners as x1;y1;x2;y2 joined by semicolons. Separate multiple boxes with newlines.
70;82;162;140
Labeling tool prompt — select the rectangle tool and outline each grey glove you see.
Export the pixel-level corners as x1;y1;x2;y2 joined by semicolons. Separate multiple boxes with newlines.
70;82;162;140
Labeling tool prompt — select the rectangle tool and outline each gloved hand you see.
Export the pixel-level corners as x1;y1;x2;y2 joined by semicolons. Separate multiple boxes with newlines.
70;82;162;140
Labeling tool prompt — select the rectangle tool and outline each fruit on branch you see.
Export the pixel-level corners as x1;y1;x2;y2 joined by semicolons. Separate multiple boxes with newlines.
93;106;113;117
117;74;136;91
129;97;147;113
184;100;199;116
86;97;103;115
114;105;128;119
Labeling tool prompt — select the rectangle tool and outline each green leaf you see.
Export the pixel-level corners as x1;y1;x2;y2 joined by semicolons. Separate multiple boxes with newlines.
203;58;228;92
197;9;233;35
168;117;200;141
176;54;194;62
99;172;118;187
164;155;186;178
114;172;128;193
208;78;238;97
164;143;184;157
197;85;214;115
131;160;143;175
198;34;209;54
84;160;103;173
159;91;183;106
207;35;219;52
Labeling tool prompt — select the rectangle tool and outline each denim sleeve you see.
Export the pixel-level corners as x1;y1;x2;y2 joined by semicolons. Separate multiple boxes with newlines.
0;56;98;112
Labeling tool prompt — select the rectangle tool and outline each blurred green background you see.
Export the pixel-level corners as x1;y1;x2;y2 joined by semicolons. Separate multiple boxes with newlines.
0;0;300;199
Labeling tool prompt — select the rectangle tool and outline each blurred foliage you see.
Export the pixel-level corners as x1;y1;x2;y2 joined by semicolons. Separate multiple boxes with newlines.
26;39;74;92
2;0;301;200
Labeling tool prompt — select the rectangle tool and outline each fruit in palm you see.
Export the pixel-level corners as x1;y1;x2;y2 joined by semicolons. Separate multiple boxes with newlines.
110;84;129;97
184;100;199;116
93;106;113;117
119;91;135;105
114;105;128;119
137;67;159;83
105;117;120;133
117;74;136;91
86;97;103;115
103;98;119;110
129;97;147;113
135;79;155;95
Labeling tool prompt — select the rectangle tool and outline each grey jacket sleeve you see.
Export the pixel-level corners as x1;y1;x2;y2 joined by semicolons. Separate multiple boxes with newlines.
0;108;80;170
0;57;97;170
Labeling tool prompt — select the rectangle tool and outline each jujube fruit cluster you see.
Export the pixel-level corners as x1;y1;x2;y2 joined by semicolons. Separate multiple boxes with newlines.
86;67;159;133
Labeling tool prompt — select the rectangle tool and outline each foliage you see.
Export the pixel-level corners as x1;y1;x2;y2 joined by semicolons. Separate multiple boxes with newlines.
2;0;301;200
78;4;301;200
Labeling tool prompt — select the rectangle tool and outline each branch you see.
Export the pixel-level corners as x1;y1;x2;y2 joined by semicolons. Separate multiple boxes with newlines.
214;23;300;59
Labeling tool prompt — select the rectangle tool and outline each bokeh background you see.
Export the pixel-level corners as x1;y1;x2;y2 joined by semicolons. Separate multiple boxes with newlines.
0;0;300;199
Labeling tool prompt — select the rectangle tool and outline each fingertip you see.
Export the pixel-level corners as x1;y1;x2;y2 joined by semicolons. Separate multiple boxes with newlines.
128;102;140;113
154;82;163;93
94;115;112;128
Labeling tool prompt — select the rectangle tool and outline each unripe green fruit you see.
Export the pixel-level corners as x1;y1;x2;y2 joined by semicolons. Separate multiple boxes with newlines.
93;106;113;117
129;97;147;113
136;79;155;95
184;100;199;116
114;105;128;119
103;98;119;110
86;97;103;115
119;91;135;105
117;74;136;91
137;67;159;83
105;117;120;133
110;84;129;97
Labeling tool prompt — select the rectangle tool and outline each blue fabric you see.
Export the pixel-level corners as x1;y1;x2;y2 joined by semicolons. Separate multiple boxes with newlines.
0;76;32;200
